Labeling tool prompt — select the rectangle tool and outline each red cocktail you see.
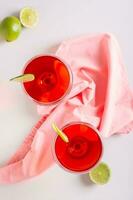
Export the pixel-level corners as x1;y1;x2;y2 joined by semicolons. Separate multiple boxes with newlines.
23;55;72;105
54;122;103;173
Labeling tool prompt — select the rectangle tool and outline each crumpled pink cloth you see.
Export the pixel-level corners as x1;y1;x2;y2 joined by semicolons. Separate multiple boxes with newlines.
0;33;133;184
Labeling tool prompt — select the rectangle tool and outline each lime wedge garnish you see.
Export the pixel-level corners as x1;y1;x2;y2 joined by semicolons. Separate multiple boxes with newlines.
89;162;111;185
20;7;39;28
52;123;69;143
10;74;35;82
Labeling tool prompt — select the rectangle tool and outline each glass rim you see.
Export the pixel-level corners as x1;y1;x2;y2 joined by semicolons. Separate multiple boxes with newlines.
22;54;73;106
52;121;103;174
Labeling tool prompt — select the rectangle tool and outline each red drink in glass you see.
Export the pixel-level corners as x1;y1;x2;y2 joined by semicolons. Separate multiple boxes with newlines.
23;55;72;105
54;122;103;173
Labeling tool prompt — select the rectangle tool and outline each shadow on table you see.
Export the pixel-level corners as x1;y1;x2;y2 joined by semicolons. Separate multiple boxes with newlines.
22;92;39;118
0;36;5;44
80;174;95;187
45;43;60;54
10;11;19;18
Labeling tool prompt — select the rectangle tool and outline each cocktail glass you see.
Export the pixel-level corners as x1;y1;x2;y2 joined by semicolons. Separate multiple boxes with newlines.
22;55;73;105
53;122;103;174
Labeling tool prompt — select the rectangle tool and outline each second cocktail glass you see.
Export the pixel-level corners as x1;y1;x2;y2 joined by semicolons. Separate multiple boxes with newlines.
52;122;103;174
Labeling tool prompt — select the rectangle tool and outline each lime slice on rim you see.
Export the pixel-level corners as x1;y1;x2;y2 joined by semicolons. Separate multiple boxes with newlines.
52;123;69;143
10;74;35;82
89;162;111;185
20;7;39;28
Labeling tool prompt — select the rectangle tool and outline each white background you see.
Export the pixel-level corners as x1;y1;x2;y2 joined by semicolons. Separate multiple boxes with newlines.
0;0;133;199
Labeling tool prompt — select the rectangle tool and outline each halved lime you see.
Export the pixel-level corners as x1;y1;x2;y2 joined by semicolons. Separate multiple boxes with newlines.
10;74;35;83
89;162;111;185
20;7;39;28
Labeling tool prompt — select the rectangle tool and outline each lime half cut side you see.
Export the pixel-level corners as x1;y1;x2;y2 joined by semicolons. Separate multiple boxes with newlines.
20;7;39;28
89;162;111;185
52;123;69;143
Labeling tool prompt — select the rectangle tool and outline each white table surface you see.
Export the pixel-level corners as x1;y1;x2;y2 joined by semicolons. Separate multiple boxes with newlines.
0;0;133;199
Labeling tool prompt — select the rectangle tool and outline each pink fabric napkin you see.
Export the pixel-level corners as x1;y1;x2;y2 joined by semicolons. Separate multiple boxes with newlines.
0;33;133;184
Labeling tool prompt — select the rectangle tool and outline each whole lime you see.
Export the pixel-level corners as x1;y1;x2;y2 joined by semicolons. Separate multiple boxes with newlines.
0;16;22;42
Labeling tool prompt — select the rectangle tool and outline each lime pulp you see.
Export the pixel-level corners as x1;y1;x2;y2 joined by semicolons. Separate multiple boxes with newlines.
89;162;111;185
20;7;39;28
